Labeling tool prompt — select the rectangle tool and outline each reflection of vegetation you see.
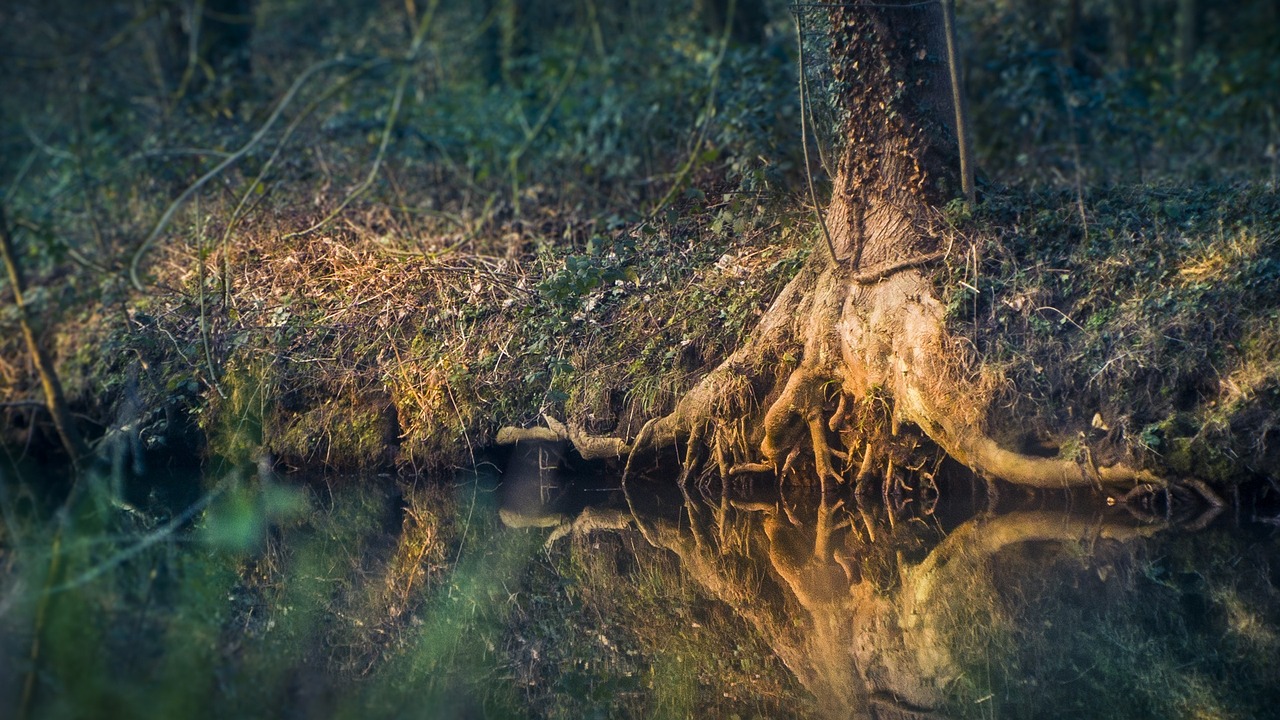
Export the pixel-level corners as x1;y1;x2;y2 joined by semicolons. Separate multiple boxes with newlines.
514;526;812;719
978;529;1280;719
0;466;811;719
4;450;1279;719
534;482;1280;720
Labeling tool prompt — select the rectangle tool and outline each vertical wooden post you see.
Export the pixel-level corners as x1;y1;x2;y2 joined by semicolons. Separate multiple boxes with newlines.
941;0;975;205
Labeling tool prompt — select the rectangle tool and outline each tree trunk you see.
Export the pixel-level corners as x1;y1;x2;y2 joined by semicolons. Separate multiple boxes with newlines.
200;0;254;79
1175;0;1199;86
480;0;526;88
165;0;254;103
1108;0;1136;70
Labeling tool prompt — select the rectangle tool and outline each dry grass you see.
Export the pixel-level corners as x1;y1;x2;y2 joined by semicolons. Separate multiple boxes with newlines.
88;180;806;473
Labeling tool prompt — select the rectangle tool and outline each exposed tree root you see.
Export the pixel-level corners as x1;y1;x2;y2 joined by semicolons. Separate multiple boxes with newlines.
501;235;1175;498
495;5;1197;498
628;247;1164;495
495;414;629;460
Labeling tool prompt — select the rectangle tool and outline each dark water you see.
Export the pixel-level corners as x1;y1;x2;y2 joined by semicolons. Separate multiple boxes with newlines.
2;447;1279;719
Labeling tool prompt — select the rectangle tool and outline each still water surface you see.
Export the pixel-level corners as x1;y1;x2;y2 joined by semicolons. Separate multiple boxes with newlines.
2;450;1278;719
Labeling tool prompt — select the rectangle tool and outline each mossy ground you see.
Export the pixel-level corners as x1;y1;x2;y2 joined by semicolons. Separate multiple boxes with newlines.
7;179;1277;487
940;184;1280;484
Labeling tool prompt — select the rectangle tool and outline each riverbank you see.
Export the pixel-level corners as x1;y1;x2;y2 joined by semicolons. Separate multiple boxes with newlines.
2;181;1275;491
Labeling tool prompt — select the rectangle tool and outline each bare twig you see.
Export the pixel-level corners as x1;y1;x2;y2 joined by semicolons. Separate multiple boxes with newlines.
0;206;88;465
218;59;383;305
280;0;442;241
941;0;975;204
849;251;947;284
649;0;737;218
129;55;353;290
40;482;227;596
194;199;225;398
794;8;839;263
507;33;586;217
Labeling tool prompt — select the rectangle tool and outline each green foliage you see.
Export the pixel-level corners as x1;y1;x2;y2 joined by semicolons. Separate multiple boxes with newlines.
946;529;1280;719
203;479;310;552
0;466;814;720
962;0;1280;185
538;233;637;309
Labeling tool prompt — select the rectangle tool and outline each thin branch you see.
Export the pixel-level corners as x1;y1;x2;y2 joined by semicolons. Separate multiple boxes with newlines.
41;483;227;596
941;0;975;204
129;56;353;290
649;0;737;218
0;206;89;465
506;33;586;217
849;250;947;284
218;59;382;305
795;9;839;263
4;148;40;203
194;198;225;398
171;0;207;106
280;0;442;241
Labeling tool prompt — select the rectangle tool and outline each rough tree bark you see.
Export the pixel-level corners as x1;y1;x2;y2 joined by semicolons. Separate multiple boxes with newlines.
503;0;1170;495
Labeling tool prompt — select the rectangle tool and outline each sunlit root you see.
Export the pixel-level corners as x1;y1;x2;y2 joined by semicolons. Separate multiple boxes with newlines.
854;443;876;495
780;444;803;479
713;429;731;482
828;392;851;432
808;415;847;493
506;234;1191;496
753;369;848;492
935;426;1164;490
496;414;629;460
676;421;711;487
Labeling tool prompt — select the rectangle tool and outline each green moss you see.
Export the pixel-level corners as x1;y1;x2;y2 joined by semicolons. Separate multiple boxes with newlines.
272;398;396;469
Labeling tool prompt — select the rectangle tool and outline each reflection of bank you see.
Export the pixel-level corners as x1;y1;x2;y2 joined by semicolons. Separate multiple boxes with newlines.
500;472;1280;720
497;441;570;530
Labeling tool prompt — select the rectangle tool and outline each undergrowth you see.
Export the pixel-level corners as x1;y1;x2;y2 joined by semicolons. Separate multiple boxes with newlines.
941;184;1280;483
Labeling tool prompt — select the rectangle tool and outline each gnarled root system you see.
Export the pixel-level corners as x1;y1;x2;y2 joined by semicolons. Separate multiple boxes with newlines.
501;241;1187;499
